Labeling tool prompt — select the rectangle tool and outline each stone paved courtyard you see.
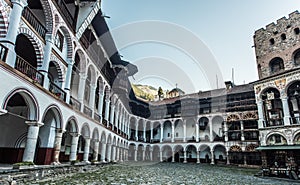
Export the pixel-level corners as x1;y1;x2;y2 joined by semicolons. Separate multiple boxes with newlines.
28;162;298;185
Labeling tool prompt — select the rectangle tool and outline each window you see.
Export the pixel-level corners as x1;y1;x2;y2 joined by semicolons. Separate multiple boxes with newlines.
269;57;284;74
54;31;64;51
269;38;275;45
295;28;300;35
281;33;286;40
294;49;300;65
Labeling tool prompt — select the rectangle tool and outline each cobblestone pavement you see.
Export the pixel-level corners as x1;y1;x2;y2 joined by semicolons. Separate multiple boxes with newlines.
29;162;299;185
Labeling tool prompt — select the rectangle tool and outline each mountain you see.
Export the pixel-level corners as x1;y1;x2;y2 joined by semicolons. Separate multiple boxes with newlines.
131;84;158;101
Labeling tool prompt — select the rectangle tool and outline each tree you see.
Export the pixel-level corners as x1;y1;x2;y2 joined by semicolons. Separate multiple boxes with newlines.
158;87;163;100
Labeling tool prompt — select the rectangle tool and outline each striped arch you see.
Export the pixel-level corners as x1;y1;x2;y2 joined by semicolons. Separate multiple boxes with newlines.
40;0;54;34
56;25;73;59
74;48;87;73
17;27;44;67
0;0;9;38
49;59;64;83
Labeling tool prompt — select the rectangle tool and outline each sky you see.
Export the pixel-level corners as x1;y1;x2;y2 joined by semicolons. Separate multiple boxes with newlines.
102;0;300;93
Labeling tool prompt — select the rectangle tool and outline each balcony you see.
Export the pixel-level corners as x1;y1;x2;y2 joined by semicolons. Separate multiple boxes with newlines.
49;81;66;101
15;55;44;86
290;116;300;125
94;112;101;123
54;0;75;30
70;96;81;111
263;119;284;127
22;7;47;39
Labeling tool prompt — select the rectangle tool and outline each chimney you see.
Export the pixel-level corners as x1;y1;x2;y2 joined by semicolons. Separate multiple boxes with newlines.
225;81;234;90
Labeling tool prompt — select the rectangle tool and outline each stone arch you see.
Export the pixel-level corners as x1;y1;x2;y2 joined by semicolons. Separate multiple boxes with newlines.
65;116;79;133
226;114;240;122
39;0;54;34
0;0;8;38
199;144;211;163
245;144;258;152
86;64;97;85
242;112;257;120
213;144;226;162
229;145;242;152
41;104;63;129
185;144;197;162
266;133;287;145
17;27;44;67
48;60;64;83
269;57;284;74
293;131;300;144
100;131;106;143
161;145;172;162
81;123;91;139
55;25;73;59
3;88;39;121
292;48;300;66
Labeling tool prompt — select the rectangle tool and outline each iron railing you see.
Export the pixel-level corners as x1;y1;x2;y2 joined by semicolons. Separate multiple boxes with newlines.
22;7;47;39
70;96;81;111
49;81;66;101
290;116;300;125
15;55;44;85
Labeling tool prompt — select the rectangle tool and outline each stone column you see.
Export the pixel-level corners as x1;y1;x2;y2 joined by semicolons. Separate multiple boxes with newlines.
22;121;43;162
135;123;138;141
106;144;112;162
93;140;99;161
150;149;153;161
196;124;199;142
110;105;115;129
160;123;164;143
224;122;228;142
52;129;63;164
2;0;28;67
210;149;215;165
111;145;116;162
171;122;175;143
116;147;120;161
119;148;123;162
197;151;200;164
257;101;265;129
142;148;146;161
183;150;187;163
88;84;96;116
104;99;110;124
69;133;79;161
183;122;186;142
226;151;230;165
150;123;153;142
240;121;245;141
143;122;146;142
77;74;87;111
115;111;119;133
97;92;104;121
64;61;73;103
83;138;91;162
101;143;106;162
134;147;137;161
282;97;291;126
39;34;53;89
244;155;247;165
209;118;213;142
172;151;175;163
160;150;163;162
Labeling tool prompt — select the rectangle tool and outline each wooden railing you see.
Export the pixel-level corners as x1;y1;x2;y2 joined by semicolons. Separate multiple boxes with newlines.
70;96;81;111
290;116;300;125
0;43;8;62
263;119;284;127
22;7;47;39
15;55;44;85
49;81;66;101
54;0;75;29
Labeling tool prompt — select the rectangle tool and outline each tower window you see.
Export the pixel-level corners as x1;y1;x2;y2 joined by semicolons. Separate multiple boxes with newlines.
281;34;286;40
269;57;284;74
295;28;300;35
269;38;275;45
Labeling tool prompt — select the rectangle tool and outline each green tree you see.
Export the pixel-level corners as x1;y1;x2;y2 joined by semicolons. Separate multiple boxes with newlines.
158;87;163;100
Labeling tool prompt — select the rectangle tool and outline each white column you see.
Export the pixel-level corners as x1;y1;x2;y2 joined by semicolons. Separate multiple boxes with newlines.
142;149;146;161
97;93;104;120
83;138;91;162
226;151;230;165
282;97;291;126
69;134;79;161
143;122;146;142
93;140;99;161
115;111;119;132
111;146;116;162
110;105;115;129
257;101;264;129
116;147;120;161
2;0;28;67
107;144;112;162
171;122;175;143
104;99;110;124
240;121;245;141
224;122;228;142
209;118;213;142
22;121;43;162
101;143;106;162
150;150;153;161
39;34;53;89
183;123;186;142
197;151;200;163
195;124;199;142
89;84;96;115
183;150;187;163
172;151;175;162
135;123;138;141
119;148;123;162
160;151;163;162
134;148;137;161
52;129;63;164
210;149;215;165
77;74;87;111
150;123;153;142
64;62;73;103
160;123;164;142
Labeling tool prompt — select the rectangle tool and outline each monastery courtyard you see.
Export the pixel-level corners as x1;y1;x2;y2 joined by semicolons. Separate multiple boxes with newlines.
26;162;294;185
